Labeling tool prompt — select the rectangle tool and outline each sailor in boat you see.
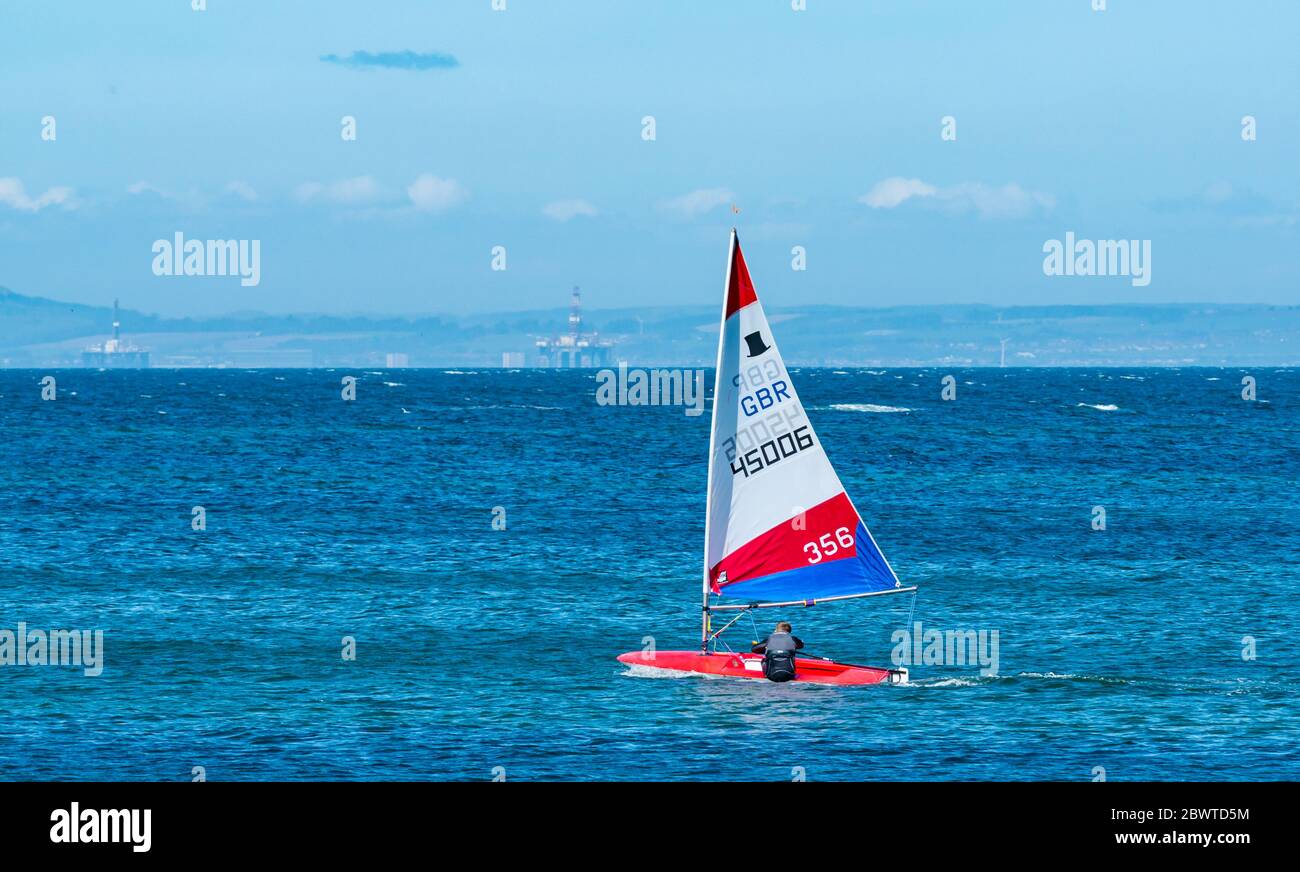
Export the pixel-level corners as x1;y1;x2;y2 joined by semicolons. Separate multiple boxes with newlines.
751;622;804;683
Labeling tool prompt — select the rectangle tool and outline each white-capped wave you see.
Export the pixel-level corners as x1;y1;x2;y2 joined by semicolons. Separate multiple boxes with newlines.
829;403;912;413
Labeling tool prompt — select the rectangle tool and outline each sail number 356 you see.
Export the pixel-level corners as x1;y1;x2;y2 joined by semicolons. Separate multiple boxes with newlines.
729;425;813;478
804;527;854;564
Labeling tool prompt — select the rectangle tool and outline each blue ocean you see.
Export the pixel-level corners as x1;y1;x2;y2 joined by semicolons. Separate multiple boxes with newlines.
1;368;1295;781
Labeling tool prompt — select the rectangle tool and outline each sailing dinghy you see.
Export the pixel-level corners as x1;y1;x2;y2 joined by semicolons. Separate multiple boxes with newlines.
617;231;915;686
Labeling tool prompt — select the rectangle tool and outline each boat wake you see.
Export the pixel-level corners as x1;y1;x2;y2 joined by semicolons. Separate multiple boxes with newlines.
906;671;1132;689
620;663;721;680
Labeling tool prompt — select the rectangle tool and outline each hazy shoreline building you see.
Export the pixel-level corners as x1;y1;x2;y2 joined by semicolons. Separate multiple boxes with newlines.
534;287;615;367
82;299;150;368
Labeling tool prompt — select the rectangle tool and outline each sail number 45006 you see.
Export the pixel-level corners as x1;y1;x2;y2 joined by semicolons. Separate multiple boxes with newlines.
804;527;854;564
729;425;813;478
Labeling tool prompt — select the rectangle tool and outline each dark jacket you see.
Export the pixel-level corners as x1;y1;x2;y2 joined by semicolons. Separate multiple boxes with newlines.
751;632;804;655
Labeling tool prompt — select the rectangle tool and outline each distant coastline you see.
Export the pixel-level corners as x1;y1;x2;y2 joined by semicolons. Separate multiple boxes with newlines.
3;286;1297;368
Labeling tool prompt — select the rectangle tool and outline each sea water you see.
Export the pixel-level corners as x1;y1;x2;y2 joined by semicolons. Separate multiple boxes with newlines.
0;368;1295;781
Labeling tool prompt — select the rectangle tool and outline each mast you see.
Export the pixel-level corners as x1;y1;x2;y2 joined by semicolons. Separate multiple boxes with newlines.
701;229;737;652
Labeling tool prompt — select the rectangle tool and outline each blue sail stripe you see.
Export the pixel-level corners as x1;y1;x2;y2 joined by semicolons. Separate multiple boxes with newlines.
718;522;897;602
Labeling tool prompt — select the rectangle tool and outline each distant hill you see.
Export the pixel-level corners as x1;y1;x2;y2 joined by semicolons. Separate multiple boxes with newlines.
2;286;1297;367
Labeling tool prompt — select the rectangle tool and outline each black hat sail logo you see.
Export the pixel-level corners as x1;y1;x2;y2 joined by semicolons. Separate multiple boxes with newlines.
743;331;771;358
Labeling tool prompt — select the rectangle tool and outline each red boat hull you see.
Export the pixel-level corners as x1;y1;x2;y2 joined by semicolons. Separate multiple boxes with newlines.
617;650;905;686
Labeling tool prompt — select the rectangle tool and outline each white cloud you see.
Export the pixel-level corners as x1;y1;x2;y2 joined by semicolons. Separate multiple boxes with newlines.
127;180;165;197
126;180;208;208
662;187;735;218
860;177;936;209
291;174;466;212
860;176;1053;219
542;198;598;221
946;182;1055;218
0;177;75;212
128;179;256;203
294;182;323;201
407;174;467;212
295;176;381;204
225;180;259;202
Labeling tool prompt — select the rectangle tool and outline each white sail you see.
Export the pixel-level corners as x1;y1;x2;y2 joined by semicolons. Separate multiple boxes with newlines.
704;231;901;605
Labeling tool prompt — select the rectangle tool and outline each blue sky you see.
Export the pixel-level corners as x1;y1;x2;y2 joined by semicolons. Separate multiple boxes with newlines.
1;0;1297;317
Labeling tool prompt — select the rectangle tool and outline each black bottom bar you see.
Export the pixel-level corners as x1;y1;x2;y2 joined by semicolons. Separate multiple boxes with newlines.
0;781;1285;858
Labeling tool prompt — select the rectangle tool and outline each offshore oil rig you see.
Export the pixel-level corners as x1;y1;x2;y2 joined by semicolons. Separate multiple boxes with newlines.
82;299;150;368
535;287;616;368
